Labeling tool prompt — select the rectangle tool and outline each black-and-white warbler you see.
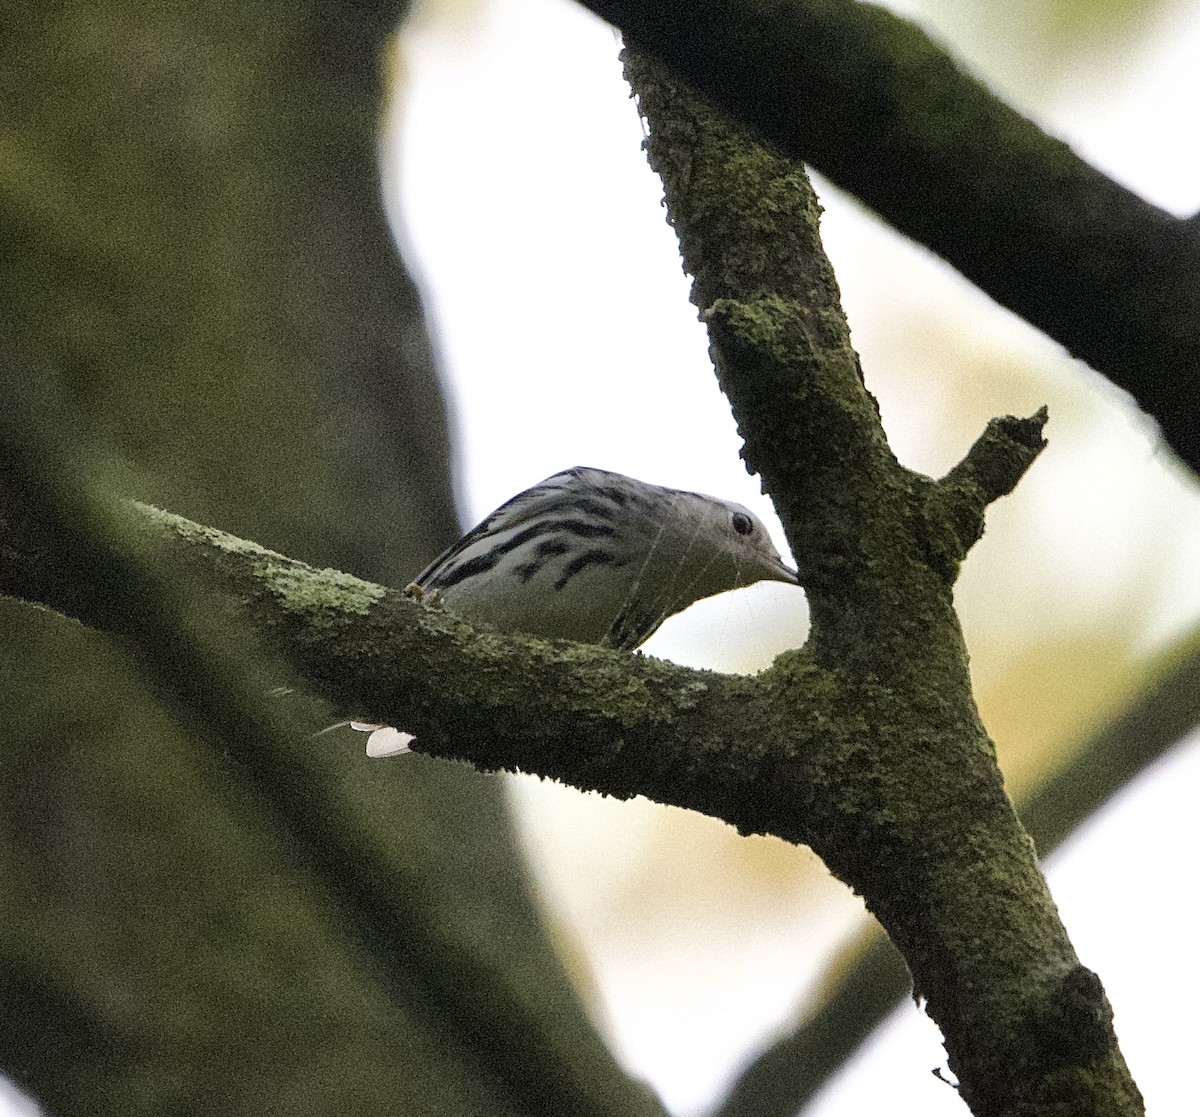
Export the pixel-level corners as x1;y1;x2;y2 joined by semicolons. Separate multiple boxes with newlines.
355;466;798;756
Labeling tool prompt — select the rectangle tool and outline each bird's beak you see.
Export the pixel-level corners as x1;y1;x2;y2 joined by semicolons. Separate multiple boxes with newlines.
772;557;800;585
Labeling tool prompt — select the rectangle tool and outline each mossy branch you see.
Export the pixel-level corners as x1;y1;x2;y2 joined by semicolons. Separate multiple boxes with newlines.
1;391;1109;1117
0;496;839;834
623;50;1142;1117
0;399;666;1117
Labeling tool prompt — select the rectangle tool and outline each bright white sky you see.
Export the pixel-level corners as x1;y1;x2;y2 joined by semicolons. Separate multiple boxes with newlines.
6;2;1198;1114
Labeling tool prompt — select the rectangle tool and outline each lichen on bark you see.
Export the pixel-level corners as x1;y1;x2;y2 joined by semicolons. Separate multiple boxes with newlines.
622;47;1143;1117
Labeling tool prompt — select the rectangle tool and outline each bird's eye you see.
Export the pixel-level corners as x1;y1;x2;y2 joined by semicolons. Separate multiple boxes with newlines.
731;512;754;536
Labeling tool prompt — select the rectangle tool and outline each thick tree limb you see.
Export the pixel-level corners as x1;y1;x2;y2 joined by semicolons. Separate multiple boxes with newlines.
573;0;1200;475
623;51;1142;1116
0;494;820;833
1;370;1123;1117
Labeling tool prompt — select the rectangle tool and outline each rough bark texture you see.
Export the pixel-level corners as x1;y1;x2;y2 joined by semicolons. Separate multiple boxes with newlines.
622;54;1143;1116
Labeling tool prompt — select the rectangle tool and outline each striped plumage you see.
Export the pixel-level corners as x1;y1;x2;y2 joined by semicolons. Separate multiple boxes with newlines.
413;466;798;650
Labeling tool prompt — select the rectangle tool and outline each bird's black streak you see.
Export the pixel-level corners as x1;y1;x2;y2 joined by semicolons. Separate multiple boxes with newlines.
425;517;617;590
553;548;621;591
513;539;573;583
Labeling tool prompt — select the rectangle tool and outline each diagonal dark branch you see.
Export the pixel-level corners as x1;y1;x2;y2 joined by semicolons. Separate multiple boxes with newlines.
572;0;1200;475
713;931;908;1117
1019;622;1200;856
0;488;822;834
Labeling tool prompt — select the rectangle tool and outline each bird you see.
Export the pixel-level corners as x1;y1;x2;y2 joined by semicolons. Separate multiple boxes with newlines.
352;466;798;756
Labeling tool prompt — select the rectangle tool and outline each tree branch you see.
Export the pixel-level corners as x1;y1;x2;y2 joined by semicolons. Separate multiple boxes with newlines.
0;355;665;1117
622;50;1142;1116
713;931;909;1117
0;493;821;834
0;398;1127;1116
572;0;1200;476
0;300;1119;1117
